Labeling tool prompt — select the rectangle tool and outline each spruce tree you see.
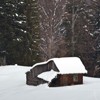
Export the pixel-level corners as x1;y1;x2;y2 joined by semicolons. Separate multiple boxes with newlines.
0;0;40;65
24;0;40;65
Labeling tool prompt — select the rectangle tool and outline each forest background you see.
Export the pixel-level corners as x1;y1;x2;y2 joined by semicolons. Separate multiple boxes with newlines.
0;0;100;77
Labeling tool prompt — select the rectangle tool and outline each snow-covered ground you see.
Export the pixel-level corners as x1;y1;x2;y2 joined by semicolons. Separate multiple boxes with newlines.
0;65;100;100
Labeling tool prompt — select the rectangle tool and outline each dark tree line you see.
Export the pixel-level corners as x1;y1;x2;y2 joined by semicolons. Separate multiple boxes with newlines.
0;0;40;66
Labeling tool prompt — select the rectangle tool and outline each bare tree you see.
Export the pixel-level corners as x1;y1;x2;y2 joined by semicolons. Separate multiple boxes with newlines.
37;0;67;60
71;0;83;56
63;0;96;56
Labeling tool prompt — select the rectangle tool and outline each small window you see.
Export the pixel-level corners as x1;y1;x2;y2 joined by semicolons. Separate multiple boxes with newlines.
73;74;78;82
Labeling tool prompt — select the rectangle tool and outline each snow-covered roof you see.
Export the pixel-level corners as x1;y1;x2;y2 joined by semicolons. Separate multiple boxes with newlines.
32;57;87;74
51;57;87;74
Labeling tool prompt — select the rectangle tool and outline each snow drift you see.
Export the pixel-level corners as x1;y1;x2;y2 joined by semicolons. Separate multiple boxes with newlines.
0;65;100;100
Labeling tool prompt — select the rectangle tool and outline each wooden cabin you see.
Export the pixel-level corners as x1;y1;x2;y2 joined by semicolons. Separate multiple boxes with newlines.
26;57;87;87
26;60;59;86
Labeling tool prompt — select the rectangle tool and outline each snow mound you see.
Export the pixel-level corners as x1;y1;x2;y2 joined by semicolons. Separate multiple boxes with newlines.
38;70;57;82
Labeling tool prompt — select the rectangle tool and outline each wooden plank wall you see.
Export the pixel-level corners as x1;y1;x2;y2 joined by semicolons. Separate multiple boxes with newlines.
59;74;83;86
26;61;59;86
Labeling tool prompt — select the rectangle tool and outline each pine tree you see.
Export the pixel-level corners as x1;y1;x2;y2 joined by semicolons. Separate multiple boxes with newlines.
24;0;40;65
0;0;40;65
0;0;17;63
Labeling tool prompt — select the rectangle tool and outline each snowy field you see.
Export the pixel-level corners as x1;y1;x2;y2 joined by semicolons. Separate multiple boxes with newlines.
0;65;100;100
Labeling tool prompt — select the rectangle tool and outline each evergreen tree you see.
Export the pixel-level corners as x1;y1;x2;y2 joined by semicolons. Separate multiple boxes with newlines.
23;0;40;65
0;0;40;65
0;0;17;59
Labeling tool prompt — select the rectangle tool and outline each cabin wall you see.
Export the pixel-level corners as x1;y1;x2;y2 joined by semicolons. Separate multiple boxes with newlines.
59;74;68;86
59;74;83;86
26;71;48;86
51;62;59;72
49;74;83;87
30;64;50;78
